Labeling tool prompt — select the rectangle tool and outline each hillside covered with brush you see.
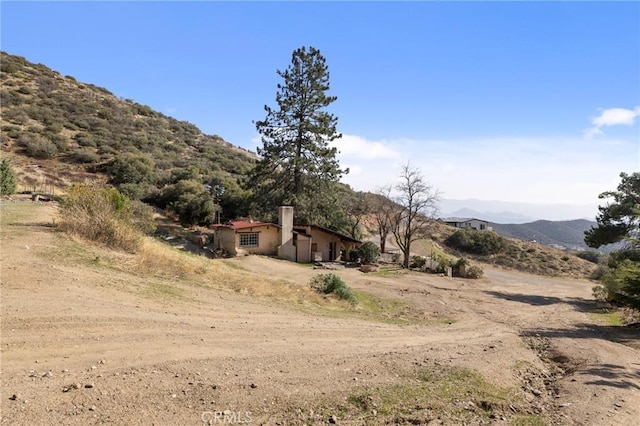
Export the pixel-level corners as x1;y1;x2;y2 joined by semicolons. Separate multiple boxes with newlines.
490;219;596;251
0;51;255;219
406;220;598;278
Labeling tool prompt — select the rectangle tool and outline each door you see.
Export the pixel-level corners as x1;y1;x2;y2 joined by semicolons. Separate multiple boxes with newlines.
329;242;336;261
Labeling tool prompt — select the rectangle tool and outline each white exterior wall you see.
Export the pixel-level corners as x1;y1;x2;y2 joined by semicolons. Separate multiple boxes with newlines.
464;219;489;231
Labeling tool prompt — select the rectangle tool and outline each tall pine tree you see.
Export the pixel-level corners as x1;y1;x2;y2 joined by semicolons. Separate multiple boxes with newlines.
249;46;346;226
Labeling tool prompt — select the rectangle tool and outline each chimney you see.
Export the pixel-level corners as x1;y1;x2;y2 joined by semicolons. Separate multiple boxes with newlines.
277;206;296;261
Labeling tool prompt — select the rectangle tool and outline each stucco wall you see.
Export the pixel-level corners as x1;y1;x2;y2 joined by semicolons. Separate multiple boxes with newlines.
295;234;312;263
215;229;238;255
236;225;279;255
215;225;279;256
307;228;342;262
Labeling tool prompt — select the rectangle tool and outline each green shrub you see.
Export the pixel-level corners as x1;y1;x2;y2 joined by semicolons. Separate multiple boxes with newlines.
160;179;217;226
454;257;470;269
451;258;483;278
75;133;97;147
72;148;100;164
452;257;468;276
116;182;152;201
411;255;427;269
3;125;21;139
596;260;640;309
58;184;156;252
466;265;484;279
357;241;380;264
5;110;29;125
591;264;608;280
445;228;506;255
0;159;18;195
310;273;356;304
436;254;452;272
592;284;608;302
48;133;69;152
109;153;156;185
577;250;603;264
21;134;58;159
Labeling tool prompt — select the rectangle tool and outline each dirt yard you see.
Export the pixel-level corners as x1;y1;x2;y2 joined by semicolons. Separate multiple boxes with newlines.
1;200;639;425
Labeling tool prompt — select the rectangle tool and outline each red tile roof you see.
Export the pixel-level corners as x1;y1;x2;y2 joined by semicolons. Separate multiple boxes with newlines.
211;221;278;230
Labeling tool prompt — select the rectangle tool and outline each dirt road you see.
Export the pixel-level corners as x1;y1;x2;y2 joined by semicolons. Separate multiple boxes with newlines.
1;201;638;425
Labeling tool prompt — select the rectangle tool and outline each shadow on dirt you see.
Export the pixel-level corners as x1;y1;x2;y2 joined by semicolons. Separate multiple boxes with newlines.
484;290;595;312
521;323;639;347
578;363;640;390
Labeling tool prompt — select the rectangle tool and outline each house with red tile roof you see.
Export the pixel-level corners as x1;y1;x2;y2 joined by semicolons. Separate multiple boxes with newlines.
211;207;360;263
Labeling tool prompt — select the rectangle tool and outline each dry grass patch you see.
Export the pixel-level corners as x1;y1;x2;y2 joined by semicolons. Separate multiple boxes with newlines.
123;237;340;307
142;281;187;300
347;365;523;424
0;198;46;235
589;308;624;326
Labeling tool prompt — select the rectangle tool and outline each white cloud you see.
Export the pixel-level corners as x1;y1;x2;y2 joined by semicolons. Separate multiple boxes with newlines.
331;134;401;159
584;106;640;138
248;129;636;207
336;134;638;206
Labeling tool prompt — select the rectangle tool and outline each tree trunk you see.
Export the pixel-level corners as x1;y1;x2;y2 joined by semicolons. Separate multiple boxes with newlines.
403;240;410;268
293;136;303;203
380;230;387;253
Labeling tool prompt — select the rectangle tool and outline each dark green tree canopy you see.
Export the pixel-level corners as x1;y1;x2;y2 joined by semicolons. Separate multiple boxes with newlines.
109;153;156;186
249;46;346;226
160;179;217;226
587;172;640;310
585;172;640;249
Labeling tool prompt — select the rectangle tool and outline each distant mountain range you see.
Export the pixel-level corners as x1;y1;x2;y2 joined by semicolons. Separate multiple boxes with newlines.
438;201;606;251
439;199;599;223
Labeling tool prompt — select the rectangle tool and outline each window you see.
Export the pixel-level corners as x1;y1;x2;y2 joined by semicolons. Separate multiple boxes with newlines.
239;232;259;247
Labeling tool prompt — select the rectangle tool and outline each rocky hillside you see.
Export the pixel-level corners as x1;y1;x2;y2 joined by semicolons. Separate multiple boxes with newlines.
0;51;255;191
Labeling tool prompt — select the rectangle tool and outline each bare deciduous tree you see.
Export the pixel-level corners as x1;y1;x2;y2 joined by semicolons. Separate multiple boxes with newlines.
342;190;370;239
367;186;396;254
391;163;441;268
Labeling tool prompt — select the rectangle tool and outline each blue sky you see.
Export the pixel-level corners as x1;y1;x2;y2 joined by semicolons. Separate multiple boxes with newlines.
2;1;639;215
